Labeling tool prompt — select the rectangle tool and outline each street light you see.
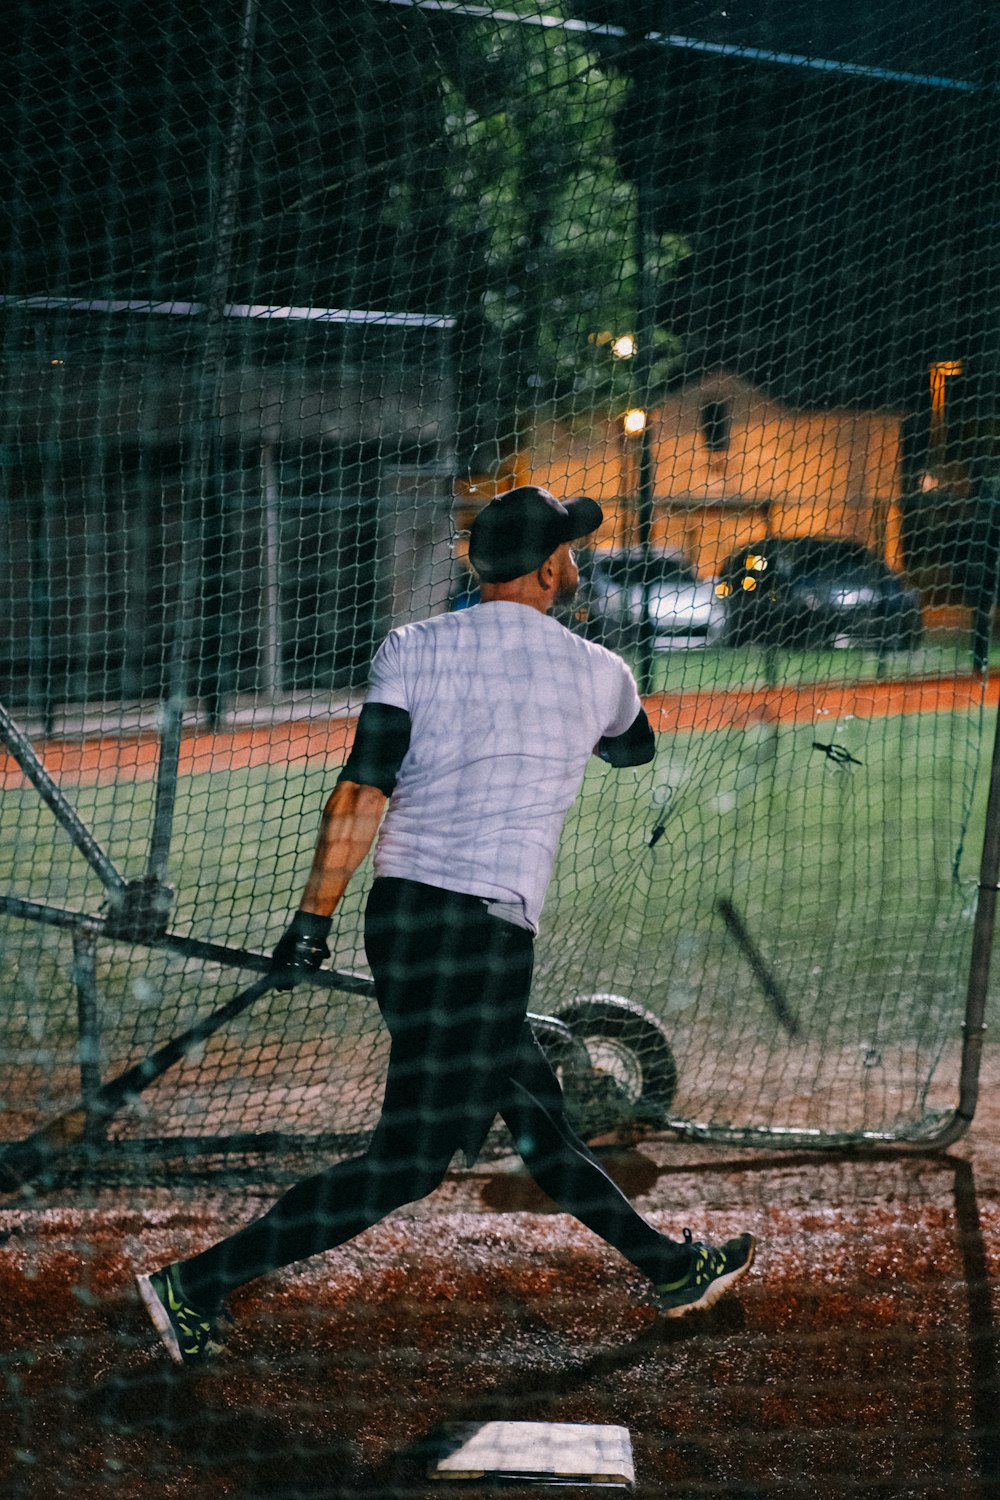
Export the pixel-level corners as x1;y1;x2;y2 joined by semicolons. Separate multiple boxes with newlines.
623;406;647;437
929;359;963;468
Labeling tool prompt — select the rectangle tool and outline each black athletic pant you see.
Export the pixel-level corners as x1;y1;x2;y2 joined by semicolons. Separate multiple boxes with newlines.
178;878;687;1310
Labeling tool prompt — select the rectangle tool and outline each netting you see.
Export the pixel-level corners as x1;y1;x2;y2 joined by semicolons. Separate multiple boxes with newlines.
2;0;999;1190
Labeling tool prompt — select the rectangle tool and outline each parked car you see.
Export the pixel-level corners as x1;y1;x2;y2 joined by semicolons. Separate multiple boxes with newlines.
716;537;923;649
577;547;726;650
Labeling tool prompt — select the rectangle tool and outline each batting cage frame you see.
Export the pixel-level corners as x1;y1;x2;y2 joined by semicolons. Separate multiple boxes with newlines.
0;687;665;1188
0;661;995;1189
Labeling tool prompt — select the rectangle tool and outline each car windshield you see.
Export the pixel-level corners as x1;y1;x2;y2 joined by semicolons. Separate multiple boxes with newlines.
601;553;696;586
783;541;883;580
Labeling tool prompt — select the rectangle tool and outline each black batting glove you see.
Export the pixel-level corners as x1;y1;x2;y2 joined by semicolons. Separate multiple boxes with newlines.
270;910;332;989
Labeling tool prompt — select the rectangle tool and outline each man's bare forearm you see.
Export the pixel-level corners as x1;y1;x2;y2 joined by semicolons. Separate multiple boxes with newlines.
299;780;387;917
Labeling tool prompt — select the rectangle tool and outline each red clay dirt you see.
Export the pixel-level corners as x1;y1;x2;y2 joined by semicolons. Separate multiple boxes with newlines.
2;1057;999;1500
1;675;994;788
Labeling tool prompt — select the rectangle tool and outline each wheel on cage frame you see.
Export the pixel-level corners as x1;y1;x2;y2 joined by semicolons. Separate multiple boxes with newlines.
531;993;677;1139
553;993;678;1132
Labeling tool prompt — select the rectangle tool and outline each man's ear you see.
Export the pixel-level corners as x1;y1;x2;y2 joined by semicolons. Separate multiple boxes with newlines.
537;553;557;593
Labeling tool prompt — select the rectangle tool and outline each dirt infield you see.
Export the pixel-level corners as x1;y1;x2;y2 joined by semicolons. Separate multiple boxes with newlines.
2;1059;999;1499
1;675;993;788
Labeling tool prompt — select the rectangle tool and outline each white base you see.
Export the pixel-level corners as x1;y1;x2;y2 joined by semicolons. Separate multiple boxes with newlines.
429;1420;634;1487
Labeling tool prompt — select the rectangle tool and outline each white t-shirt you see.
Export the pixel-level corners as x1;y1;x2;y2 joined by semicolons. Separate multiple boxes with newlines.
366;601;642;933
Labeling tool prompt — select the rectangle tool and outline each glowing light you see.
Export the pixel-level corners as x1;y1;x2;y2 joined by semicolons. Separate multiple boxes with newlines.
741;576;758;592
611;334;636;360
715;581;732;598
745;554;767;572
929;359;963;460
623;408;647;436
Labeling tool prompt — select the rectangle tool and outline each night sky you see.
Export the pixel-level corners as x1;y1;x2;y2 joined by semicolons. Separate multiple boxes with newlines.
3;1;998;411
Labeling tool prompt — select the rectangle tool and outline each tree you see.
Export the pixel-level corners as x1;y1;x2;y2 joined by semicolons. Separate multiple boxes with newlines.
427;0;688;452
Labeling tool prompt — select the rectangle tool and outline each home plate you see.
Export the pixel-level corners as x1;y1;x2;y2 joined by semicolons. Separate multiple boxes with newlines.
428;1420;634;1487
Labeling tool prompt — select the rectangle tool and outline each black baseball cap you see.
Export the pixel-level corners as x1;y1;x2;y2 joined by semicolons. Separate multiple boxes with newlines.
468;486;603;584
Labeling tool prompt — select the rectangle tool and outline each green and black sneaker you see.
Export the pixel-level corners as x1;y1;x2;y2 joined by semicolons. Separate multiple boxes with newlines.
653;1228;756;1318
136;1264;225;1366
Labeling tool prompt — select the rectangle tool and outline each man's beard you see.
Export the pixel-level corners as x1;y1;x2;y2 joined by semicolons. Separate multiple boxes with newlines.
554;557;579;607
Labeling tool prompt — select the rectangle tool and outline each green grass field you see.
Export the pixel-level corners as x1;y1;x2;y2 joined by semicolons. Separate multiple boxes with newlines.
0;690;992;1146
641;638;983;692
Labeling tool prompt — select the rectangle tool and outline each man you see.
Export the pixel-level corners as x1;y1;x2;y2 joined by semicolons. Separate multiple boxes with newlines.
137;485;755;1365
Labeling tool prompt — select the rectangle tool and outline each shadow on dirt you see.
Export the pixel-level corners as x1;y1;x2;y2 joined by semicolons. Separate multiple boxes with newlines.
952;1157;1000;1500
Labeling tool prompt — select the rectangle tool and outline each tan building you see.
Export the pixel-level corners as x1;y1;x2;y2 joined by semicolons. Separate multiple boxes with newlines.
457;372;904;578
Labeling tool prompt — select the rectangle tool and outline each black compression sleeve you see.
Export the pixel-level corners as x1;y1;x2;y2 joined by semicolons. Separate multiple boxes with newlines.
337;702;412;795
597;707;655;767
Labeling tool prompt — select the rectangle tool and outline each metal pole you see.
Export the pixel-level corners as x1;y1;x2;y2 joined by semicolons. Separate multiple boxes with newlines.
968;3;1000;677
27;484;55;736
259;444;283;696
934;9;1000;1145
146;680;186;888
199;0;261;727
928;695;1000;1147
0;699;126;893
0;892;379;997
149;0;261;882
634;147;658;695
956;708;1000;1132
71;930;103;1141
